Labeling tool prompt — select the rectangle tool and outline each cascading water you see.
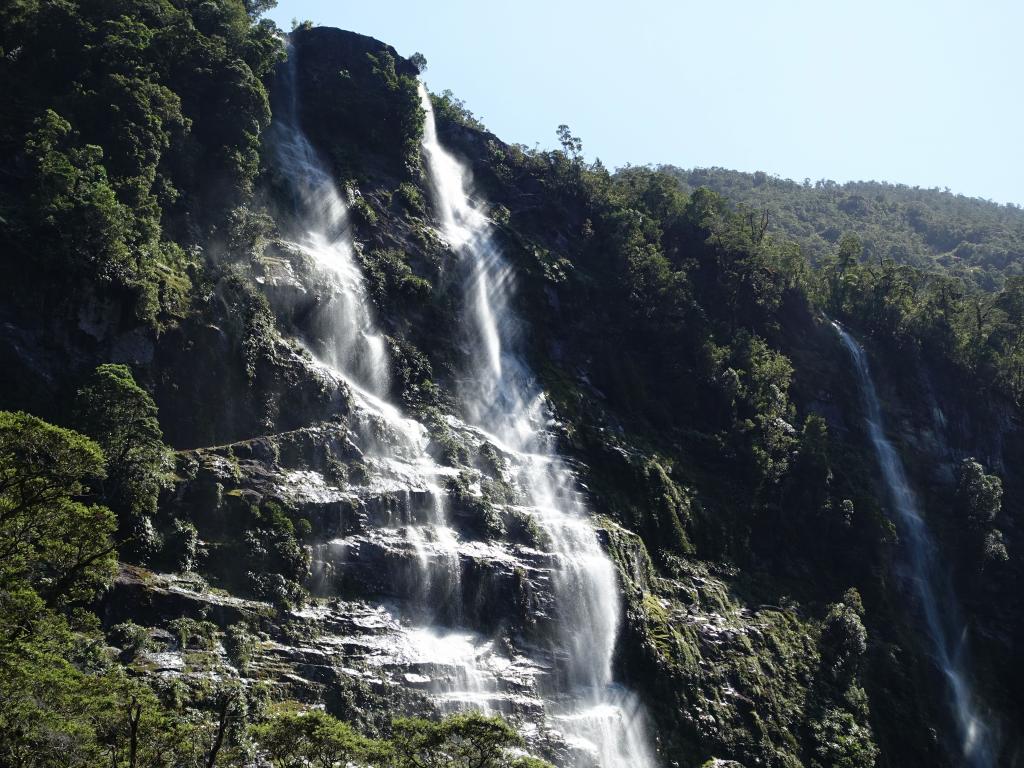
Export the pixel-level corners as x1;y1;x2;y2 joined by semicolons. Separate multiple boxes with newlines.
272;43;390;395
271;42;484;693
419;83;657;768
833;322;995;767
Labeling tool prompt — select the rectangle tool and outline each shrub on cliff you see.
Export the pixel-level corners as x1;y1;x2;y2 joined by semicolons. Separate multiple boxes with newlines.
73;364;173;556
0;0;284;326
955;457;1009;566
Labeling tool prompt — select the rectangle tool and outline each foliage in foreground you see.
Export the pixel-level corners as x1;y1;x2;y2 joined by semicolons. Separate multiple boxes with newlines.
255;707;553;767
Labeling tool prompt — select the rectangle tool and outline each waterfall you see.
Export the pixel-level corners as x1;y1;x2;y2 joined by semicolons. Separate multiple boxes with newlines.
272;42;390;396
833;322;994;767
270;41;483;692
419;83;657;768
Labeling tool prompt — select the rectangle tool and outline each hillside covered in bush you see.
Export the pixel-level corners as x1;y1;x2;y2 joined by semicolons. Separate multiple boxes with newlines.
667;167;1024;289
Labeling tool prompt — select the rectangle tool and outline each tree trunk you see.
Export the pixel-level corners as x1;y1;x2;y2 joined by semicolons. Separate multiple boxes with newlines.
128;697;142;768
206;697;230;768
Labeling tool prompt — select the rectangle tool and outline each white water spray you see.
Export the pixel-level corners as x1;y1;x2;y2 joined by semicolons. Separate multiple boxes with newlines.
419;83;657;768
272;44;477;677
272;44;390;395
833;322;994;767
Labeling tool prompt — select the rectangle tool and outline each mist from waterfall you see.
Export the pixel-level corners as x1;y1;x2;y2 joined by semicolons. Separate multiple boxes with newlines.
419;82;657;768
833;322;994;768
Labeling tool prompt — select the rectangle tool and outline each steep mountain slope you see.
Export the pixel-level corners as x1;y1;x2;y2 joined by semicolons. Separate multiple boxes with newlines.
665;167;1024;289
0;6;1021;768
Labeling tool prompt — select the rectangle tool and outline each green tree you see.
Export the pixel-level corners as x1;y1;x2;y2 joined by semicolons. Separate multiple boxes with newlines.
955;458;1008;564
73;364;172;551
556;124;583;161
391;713;552;768
821;233;863;313
0;411;118;606
818;595;868;685
956;457;1003;530
224;623;258;675
244;0;279;19
732;334;797;483
0;412;206;767
23;110;135;284
809;707;878;768
252;707;389;767
409;51;428;73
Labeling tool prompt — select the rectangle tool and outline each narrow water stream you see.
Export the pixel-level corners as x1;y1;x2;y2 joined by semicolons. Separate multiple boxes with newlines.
834;322;994;767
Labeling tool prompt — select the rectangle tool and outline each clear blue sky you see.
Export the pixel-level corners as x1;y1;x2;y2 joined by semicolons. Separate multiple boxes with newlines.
268;1;1023;206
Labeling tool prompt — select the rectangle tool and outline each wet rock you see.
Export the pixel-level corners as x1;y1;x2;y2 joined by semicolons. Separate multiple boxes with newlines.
100;565;265;630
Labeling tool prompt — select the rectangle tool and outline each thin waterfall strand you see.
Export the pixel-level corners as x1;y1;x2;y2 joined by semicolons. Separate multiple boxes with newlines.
834;322;994;767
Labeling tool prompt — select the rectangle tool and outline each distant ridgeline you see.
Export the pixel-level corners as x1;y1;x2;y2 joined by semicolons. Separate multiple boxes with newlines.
0;3;1022;768
666;166;1024;289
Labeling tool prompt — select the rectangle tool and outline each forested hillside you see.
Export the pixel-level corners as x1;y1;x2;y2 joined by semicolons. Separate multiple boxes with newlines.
667;167;1024;289
0;3;1021;768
